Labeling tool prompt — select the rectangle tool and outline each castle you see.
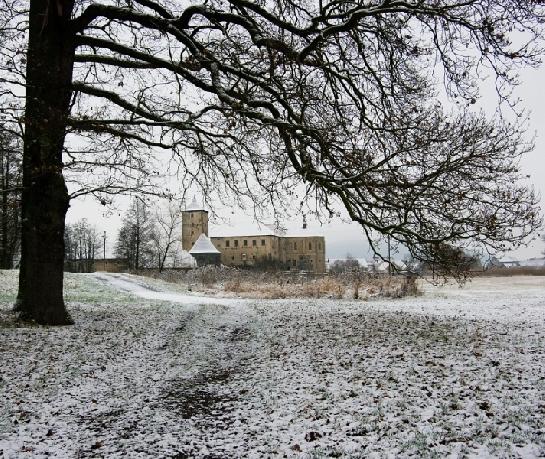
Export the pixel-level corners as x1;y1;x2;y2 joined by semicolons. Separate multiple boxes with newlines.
182;198;326;273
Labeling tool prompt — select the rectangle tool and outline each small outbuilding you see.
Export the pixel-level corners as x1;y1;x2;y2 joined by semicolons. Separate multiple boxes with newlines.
189;234;221;267
498;256;521;268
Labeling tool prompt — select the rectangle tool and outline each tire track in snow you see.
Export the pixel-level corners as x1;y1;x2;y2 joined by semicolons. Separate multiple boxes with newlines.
91;272;260;457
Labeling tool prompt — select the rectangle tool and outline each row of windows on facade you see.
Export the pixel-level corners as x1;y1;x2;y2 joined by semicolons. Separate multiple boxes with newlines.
188;232;269;248
217;239;320;250
223;239;266;248
232;253;264;261
287;258;314;266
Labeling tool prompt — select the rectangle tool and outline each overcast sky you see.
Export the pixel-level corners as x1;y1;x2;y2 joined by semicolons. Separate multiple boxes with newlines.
66;64;545;261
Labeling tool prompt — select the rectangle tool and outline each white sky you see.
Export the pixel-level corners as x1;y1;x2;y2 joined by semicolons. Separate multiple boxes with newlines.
66;64;545;261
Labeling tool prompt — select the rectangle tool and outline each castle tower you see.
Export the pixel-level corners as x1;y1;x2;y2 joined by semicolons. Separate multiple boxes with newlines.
181;196;209;251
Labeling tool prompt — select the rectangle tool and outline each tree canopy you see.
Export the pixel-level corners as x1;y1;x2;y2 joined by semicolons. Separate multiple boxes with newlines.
0;0;544;322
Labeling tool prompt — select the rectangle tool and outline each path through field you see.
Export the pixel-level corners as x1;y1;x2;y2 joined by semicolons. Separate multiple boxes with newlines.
1;272;544;458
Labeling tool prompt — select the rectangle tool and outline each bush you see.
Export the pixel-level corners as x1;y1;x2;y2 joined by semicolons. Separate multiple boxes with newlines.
476;266;545;277
328;257;362;274
379;275;419;298
139;266;420;299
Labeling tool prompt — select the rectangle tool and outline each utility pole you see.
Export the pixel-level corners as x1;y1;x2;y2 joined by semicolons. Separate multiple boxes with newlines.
103;231;106;271
387;234;391;276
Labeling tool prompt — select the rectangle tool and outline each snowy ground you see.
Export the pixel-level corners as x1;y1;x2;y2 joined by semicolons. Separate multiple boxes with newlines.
0;271;544;458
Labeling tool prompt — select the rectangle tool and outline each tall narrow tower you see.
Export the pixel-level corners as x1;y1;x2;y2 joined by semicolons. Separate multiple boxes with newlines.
181;196;209;251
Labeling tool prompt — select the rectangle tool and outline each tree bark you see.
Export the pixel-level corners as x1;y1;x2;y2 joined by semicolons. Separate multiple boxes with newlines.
14;0;76;325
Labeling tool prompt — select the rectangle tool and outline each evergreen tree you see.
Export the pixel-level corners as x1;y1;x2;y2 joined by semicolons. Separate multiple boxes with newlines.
115;199;157;270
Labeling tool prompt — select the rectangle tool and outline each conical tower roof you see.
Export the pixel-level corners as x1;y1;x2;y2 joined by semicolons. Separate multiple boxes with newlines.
185;196;205;211
189;234;220;254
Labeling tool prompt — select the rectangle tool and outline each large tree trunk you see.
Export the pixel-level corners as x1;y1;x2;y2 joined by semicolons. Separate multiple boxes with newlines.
14;0;76;325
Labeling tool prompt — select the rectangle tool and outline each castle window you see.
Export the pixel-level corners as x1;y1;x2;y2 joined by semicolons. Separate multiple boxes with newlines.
319;243;322;250
231;256;235;261
261;239;266;246
226;240;230;248
292;259;296;267
234;240;239;247
244;240;248;247
309;242;312;250
252;240;256;247
294;242;297;249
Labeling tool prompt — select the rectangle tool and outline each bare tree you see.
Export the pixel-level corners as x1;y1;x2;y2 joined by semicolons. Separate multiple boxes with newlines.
0;129;21;269
329;254;367;299
329;254;361;274
64;218;100;273
422;243;482;275
151;202;183;272
0;0;543;323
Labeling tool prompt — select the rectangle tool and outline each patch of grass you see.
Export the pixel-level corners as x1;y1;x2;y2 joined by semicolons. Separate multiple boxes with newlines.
63;273;139;306
224;277;347;299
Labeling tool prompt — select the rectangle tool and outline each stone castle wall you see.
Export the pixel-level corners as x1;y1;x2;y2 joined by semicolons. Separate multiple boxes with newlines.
182;209;326;273
210;234;326;273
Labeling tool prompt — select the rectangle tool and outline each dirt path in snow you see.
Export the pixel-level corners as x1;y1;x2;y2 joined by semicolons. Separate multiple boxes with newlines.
91;272;257;422
89;273;261;456
93;272;251;307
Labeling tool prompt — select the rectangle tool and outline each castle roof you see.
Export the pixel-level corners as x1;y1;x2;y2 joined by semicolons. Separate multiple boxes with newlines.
185;196;206;212
211;227;277;238
211;224;324;239
189;234;220;254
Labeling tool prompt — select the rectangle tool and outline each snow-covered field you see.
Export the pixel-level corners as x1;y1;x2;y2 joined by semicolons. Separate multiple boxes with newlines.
1;271;544;458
